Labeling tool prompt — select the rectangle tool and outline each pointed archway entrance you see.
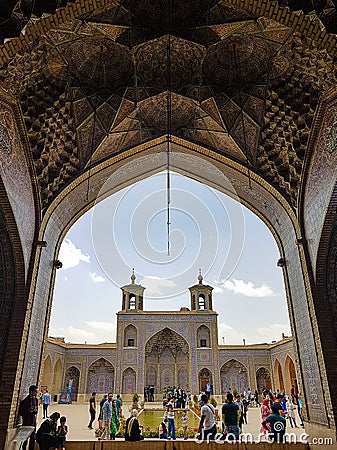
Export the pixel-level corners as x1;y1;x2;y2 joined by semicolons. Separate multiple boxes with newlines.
145;327;189;393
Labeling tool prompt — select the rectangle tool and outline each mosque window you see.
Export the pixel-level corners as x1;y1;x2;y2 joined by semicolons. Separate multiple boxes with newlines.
128;339;135;347
200;339;207;347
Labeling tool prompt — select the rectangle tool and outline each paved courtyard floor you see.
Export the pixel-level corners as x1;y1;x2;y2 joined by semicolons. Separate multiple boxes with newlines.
37;402;306;443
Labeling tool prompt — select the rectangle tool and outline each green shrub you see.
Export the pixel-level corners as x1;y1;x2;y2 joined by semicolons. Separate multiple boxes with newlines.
193;394;198;403
233;389;238;398
132;393;139;403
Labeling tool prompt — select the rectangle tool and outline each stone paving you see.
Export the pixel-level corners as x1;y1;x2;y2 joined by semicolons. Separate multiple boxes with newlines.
37;401;306;443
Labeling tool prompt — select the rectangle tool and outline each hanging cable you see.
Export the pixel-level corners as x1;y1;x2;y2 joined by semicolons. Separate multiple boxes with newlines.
166;0;172;256
232;43;252;190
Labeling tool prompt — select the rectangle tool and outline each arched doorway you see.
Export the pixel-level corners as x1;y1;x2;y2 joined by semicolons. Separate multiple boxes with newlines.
122;368;136;394
256;367;271;393
64;366;80;402
220;360;248;394
274;359;285;392
145;327;189;392
41;355;51;389
87;358;114;394
199;368;213;394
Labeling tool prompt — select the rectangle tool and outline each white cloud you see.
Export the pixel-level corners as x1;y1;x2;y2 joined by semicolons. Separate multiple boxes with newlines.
58;238;90;270
212;286;224;294
219;278;273;297
140;276;176;296
64;326;95;342
255;323;291;343
90;272;105;283
87;321;115;332
218;322;245;345
50;322;117;344
218;322;291;346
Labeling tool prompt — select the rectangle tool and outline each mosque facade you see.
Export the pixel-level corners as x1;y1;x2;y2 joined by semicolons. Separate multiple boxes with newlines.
41;273;296;403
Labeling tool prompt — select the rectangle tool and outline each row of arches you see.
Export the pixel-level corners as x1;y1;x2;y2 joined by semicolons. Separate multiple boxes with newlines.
41;354;296;397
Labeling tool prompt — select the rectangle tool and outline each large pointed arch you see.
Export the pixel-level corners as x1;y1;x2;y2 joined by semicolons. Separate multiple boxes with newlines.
87;358;114;394
220;359;248;394
274;359;285;392
21;139;329;429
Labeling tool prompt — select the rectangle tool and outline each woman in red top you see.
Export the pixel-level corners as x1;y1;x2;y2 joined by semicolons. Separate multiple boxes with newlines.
259;398;272;434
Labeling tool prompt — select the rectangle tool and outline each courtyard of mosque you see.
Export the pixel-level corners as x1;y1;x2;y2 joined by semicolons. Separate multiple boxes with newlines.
36;400;306;443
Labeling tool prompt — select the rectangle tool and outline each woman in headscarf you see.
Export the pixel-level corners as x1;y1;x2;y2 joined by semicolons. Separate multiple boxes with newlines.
110;399;119;440
125;409;144;441
259;398;272;434
36;411;60;449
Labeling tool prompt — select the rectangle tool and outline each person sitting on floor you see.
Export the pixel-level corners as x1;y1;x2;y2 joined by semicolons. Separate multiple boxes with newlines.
125;409;144;441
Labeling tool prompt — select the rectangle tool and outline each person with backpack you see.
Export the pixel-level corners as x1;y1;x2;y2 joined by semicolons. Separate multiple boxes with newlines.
197;394;216;441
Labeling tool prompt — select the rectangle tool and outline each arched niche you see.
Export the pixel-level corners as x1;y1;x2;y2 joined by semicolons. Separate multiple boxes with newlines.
87;358;114;394
122;367;136;394
197;325;210;348
256;367;271;393
53;359;63;395
220;359;248;394
274;359;285;392
124;324;137;347
285;355;297;396
41;355;52;389
64;366;80;402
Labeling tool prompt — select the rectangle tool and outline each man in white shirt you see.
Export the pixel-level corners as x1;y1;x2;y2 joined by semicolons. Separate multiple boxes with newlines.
197;394;216;441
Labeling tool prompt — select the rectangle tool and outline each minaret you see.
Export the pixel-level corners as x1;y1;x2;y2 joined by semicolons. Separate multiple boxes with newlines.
121;269;145;311
188;269;213;311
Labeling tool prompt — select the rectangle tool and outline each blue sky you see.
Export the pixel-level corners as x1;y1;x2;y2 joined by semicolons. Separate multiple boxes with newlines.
49;171;291;345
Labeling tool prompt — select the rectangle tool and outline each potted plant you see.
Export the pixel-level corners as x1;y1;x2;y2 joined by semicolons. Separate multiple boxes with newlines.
132;393;139;409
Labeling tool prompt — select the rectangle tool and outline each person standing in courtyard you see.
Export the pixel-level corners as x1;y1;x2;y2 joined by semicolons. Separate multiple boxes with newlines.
259;398;272;435
197;394;216;441
98;394;107;432
42;389;51;419
55;416;68;450
222;392;240;441
87;392;96;429
19;385;39;450
110;399;119;440
166;396;176;440
262;405;287;443
181;410;189;440
297;393;305;428
102;393;113;440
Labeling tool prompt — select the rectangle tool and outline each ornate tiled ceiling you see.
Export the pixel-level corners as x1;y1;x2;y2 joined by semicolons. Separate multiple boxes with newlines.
0;0;336;209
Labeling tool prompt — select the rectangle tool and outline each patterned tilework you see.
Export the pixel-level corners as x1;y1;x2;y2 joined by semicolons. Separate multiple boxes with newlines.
304;99;337;272
123;349;137;364
197;350;211;364
0;103;35;276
